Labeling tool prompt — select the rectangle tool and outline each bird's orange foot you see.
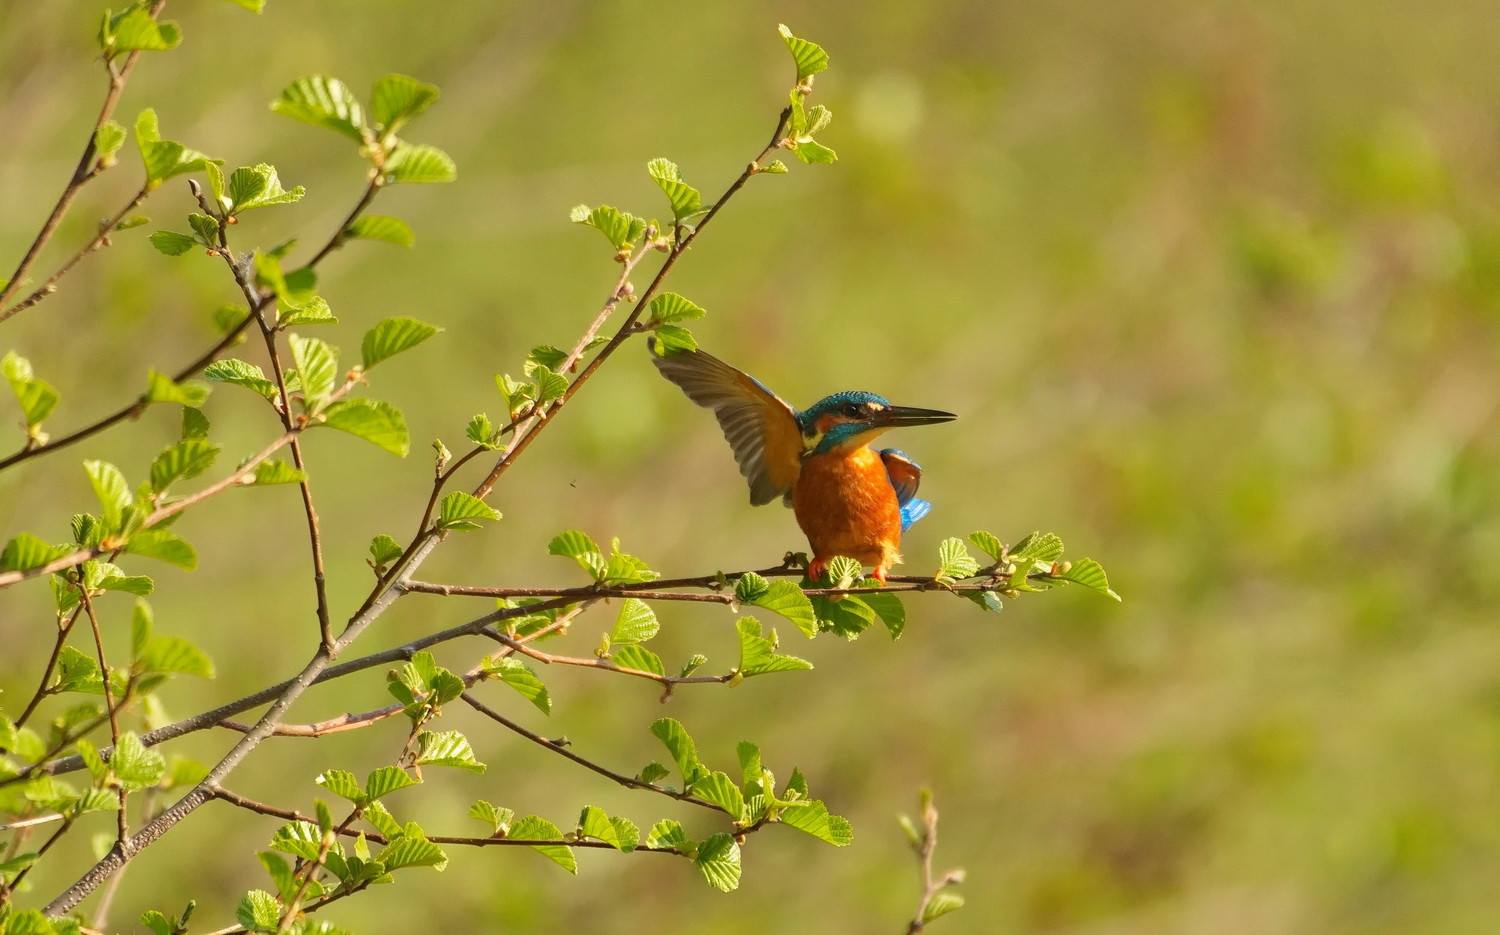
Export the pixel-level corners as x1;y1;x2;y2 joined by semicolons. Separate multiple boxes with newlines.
806;556;828;582
872;563;891;585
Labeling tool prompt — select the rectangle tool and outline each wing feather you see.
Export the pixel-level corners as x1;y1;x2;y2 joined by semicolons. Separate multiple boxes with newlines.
880;448;931;532
652;343;804;506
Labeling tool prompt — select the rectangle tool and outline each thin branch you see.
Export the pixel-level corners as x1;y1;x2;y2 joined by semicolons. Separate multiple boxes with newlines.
79;589;128;845
482;631;733;690
0;186;151;323
0;0;169;314
461;692;722;812
0;430;298;589
302;172;384;270
1;816;74;898
0;813;67;833
905;792;964;934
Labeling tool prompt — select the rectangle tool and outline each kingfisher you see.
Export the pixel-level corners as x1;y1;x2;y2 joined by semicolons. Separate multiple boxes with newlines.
651;341;956;583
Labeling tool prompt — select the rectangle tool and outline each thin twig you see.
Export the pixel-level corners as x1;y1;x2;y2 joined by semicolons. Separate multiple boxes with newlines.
0;185;151;322
0;0;169;314
482;631;733;690
80;589;128;845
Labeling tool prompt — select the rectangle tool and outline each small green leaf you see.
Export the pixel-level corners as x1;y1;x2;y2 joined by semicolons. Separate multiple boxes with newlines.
647;292;707;324
694;832;742;891
923;890;965;923
483;656;551;714
736;617;812;677
378;827;447;871
111;732;166;791
1;533;69;573
317;399;410;456
101;5;183;54
222;0;265;10
936;538;981;583
547;530;605;578
468;801;514;835
147;230;197;255
3;351;60;429
364;766;418;801
569;204;646;250
134;110;217;185
651;324;697;355
778;24;829;81
279;296;337;327
792;139;838;164
1009;532;1064;563
204;359;277;399
95;121;127;160
638;762;671;785
287;334;337;411
83;460;132;535
436;491;500;531
646;158;702;219
315;769;363;803
361;317;440;370
858;587;906;639
692;771;745;818
779;798;853;845
1052;557;1121;600
650;717;706;786
647;819;692;852
369;534;403;568
370;74;439;135
385;143;456;184
414;730;486;773
749;579;818;638
611;644;665;676
610;816;640;853
149;438;219;493
245;459;307;486
759;159;788;174
235;890;280;933
344;215;414;246
137;634;214;678
465;413;498;449
968;530;1004;562
577;805;622;848
508;816;575;873
271;76;365;143
142;370;211;408
610;598;659;644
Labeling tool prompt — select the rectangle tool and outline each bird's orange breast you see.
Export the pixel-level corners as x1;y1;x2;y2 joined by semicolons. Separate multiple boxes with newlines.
792;446;902;568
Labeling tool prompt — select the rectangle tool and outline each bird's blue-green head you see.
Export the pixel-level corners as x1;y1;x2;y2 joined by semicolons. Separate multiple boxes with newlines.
797;391;956;455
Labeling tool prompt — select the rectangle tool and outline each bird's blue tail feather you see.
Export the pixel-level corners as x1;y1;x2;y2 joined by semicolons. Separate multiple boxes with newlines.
900;497;932;532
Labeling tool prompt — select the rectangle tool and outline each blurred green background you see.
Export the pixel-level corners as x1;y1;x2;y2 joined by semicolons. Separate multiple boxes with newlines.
5;0;1500;932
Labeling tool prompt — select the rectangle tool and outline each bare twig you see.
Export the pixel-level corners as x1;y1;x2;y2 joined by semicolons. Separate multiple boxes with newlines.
904;791;965;934
482;631;733;690
0;186;151;322
79;589;128;845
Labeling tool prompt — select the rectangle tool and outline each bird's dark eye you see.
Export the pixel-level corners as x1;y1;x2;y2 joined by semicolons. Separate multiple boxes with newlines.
841;402;862;418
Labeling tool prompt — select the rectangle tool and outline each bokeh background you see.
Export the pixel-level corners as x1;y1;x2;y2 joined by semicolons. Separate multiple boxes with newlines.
5;1;1500;932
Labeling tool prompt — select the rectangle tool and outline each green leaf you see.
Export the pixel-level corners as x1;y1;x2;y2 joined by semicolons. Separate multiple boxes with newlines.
317;399;410;457
187;212;219;245
94;121;127;160
361;317;440;370
0;533;68;573
692;771;745;818
484;657;551;714
147;230;197;255
99;572;154;595
245;459;307;486
651;323;698;355
637;762;670;785
52;645;102;694
468;801;514;835
569;204;646;250
133;111;216;185
83;459;132;535
646;292;707;325
811;593;877;639
508;815;575;873
436;491;500;532
269;821;322;861
369;534;403;568
149;438;219;493
937;538;981;583
224;163;305;214
759;159;789;174
137;634;214;678
385;143;456;184
234;890;280;933
547;530;605;578
611;644;665;676
414;731;486;773
1052;557;1121;600
647;819;692;852
577;805;622;848
279;297;337;327
778;24;829;82
1009;531;1064;563
792;139;838;164
650;718;706;786
600;539;659;586
287;334;336;411
465;413;498;449
315;769;363;803
734;572;770;603
749;579;818;638
222;0;265;10
968;530;1005;562
858;587;907;639
610;598;659;644
344;215;414;246
111;732;166;791
378;827;447;871
736;617;812;677
271;76;366;143
362;802;401;839
204;359;277;399
370;74;439;135
694;832;742;891
4;351;60;429
101;5;183;54
923;890;965;923
142;370;210;409
779;799;853;845
646;158;702;219
610;816;640;853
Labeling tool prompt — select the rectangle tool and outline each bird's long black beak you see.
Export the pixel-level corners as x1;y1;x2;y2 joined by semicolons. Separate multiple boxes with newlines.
876;405;958;427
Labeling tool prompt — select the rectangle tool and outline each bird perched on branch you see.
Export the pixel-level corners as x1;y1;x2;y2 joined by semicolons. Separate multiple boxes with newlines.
651;341;956;583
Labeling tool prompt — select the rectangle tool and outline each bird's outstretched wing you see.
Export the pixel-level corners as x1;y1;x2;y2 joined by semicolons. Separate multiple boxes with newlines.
651;342;804;506
879;448;932;531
